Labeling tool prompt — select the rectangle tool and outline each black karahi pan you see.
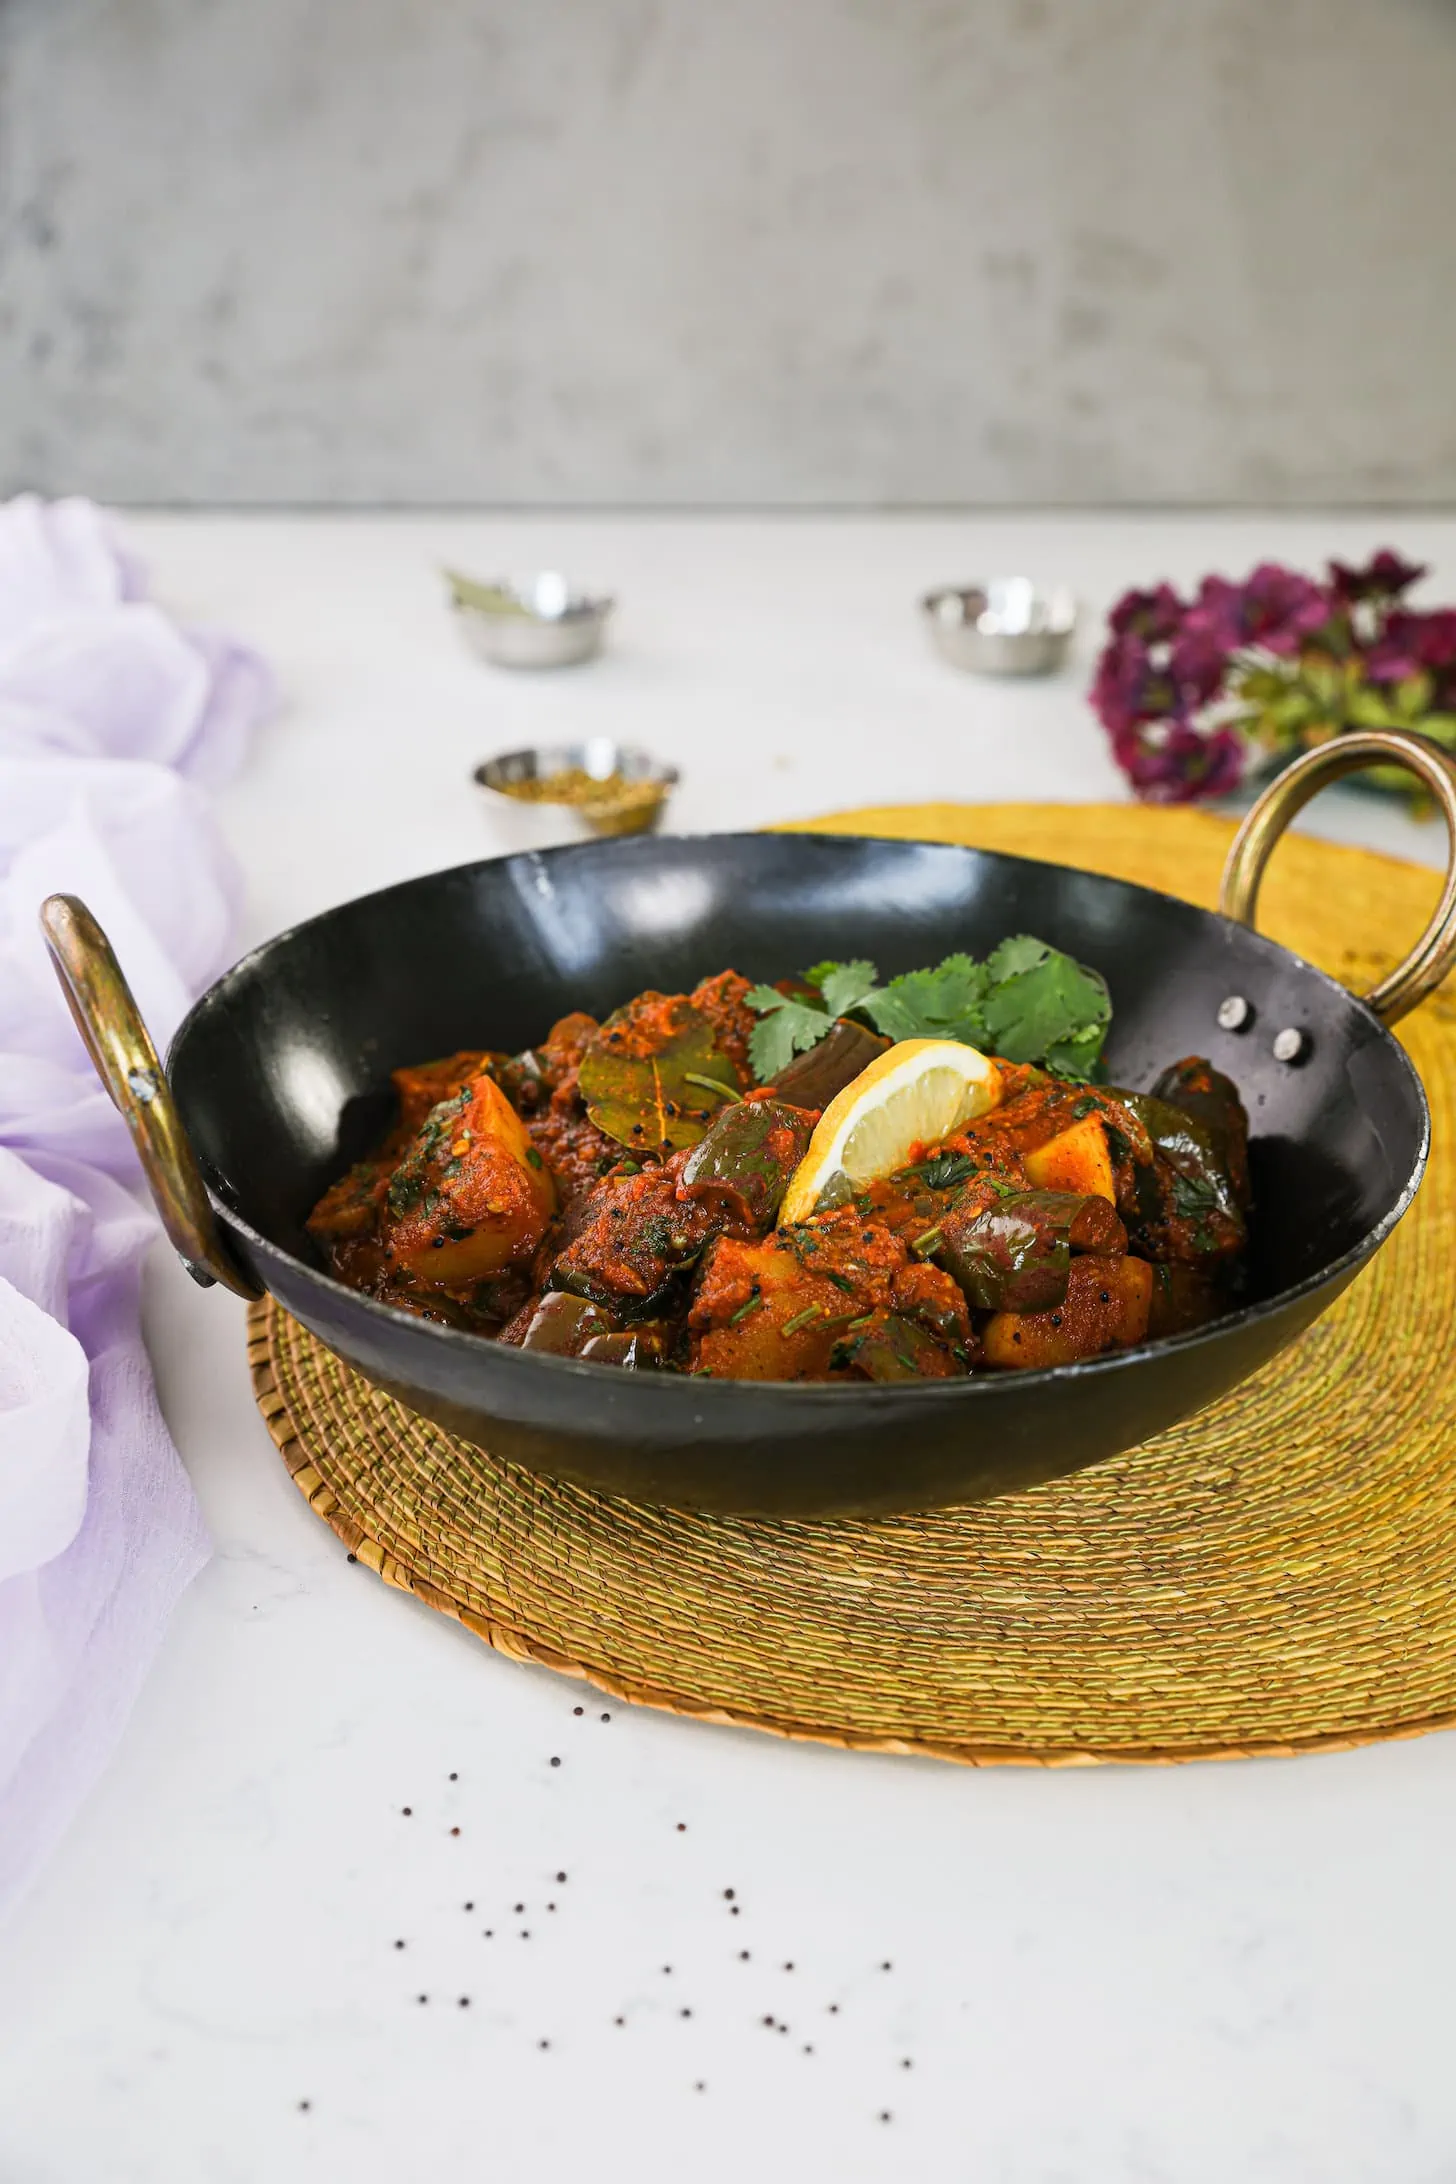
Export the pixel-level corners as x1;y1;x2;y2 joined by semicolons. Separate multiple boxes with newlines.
42;733;1456;1518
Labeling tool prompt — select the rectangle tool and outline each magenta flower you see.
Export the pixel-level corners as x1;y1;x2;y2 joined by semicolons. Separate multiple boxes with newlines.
1093;548;1447;806
1111;720;1247;805
1108;583;1185;644
1328;550;1426;604
1367;608;1456;684
1168;622;1228;709
1091;633;1172;735
1192;565;1329;657
1409;609;1456;671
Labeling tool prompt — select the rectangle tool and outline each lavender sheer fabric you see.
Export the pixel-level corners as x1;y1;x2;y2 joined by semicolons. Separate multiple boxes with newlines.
0;496;273;1914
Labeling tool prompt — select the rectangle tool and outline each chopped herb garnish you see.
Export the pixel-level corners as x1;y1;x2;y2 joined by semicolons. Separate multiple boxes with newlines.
1170;1170;1224;1218
386;1171;427;1215
914;1150;977;1192
728;1293;763;1325
781;1304;824;1337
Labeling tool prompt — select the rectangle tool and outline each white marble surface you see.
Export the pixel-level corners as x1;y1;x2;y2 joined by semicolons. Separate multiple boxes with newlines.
6;0;1456;506
3;515;1456;2184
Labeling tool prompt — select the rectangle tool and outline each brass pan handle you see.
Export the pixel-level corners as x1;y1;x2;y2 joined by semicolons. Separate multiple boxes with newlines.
1218;729;1456;1027
39;894;262;1298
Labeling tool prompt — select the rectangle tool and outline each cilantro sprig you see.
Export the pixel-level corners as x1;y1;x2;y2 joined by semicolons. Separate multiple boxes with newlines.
745;938;1111;1083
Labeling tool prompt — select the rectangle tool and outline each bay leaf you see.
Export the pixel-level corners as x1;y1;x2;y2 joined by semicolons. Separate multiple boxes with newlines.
578;1000;739;1154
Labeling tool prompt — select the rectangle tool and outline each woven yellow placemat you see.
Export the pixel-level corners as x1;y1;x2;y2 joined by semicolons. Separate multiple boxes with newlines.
248;803;1456;1765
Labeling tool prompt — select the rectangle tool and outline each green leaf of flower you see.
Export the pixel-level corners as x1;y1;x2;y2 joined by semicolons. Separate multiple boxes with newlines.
1393;671;1435;721
1235;665;1291;706
1266;688;1316;732
1303;656;1342;706
1349;687;1400;730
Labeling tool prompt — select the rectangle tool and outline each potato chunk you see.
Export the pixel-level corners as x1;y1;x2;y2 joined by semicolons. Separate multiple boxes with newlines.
391;1052;489;1137
689;1211;907;1380
981;1253;1152;1370
688;1235;861;1379
379;1073;556;1286
1023;1116;1116;1204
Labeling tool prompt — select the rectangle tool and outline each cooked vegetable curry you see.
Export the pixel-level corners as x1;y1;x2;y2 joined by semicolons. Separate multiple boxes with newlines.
307;946;1250;1382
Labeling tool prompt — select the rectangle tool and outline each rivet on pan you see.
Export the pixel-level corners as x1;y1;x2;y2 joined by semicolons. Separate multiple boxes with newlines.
1272;1027;1309;1065
1216;996;1253;1032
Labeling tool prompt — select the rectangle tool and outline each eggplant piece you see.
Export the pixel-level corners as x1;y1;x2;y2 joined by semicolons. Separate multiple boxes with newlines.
889;1260;975;1350
577;1323;672;1368
511;1290;624;1354
1115;1092;1246;1262
1149;1057;1251;1209
1117;1093;1238;1207
1146;1262;1227;1338
678;1098;816;1228
937;1189;1127;1312
548;1168;724;1311
830;1310;961;1382
493;1047;551;1113
767;1020;888;1109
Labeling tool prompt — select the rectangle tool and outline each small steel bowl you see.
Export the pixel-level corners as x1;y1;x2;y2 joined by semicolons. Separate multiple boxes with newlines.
474;739;678;846
922;578;1077;677
447;568;614;670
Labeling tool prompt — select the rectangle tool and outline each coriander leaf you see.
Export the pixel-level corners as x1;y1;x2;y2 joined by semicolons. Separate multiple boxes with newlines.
817;959;879;1018
744;981;798;1012
856;987;927;1041
982;947;1111;1074
852;953;988;1044
744;984;836;1080
749;936;1113;1082
1044;1023;1107;1083
879;954;989;1042
985;934;1054;983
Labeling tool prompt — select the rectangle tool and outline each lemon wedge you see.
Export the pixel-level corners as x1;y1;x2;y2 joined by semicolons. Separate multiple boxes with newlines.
777;1039;1004;1227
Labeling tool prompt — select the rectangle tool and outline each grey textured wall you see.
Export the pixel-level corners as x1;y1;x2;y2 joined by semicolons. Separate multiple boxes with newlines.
3;0;1455;507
